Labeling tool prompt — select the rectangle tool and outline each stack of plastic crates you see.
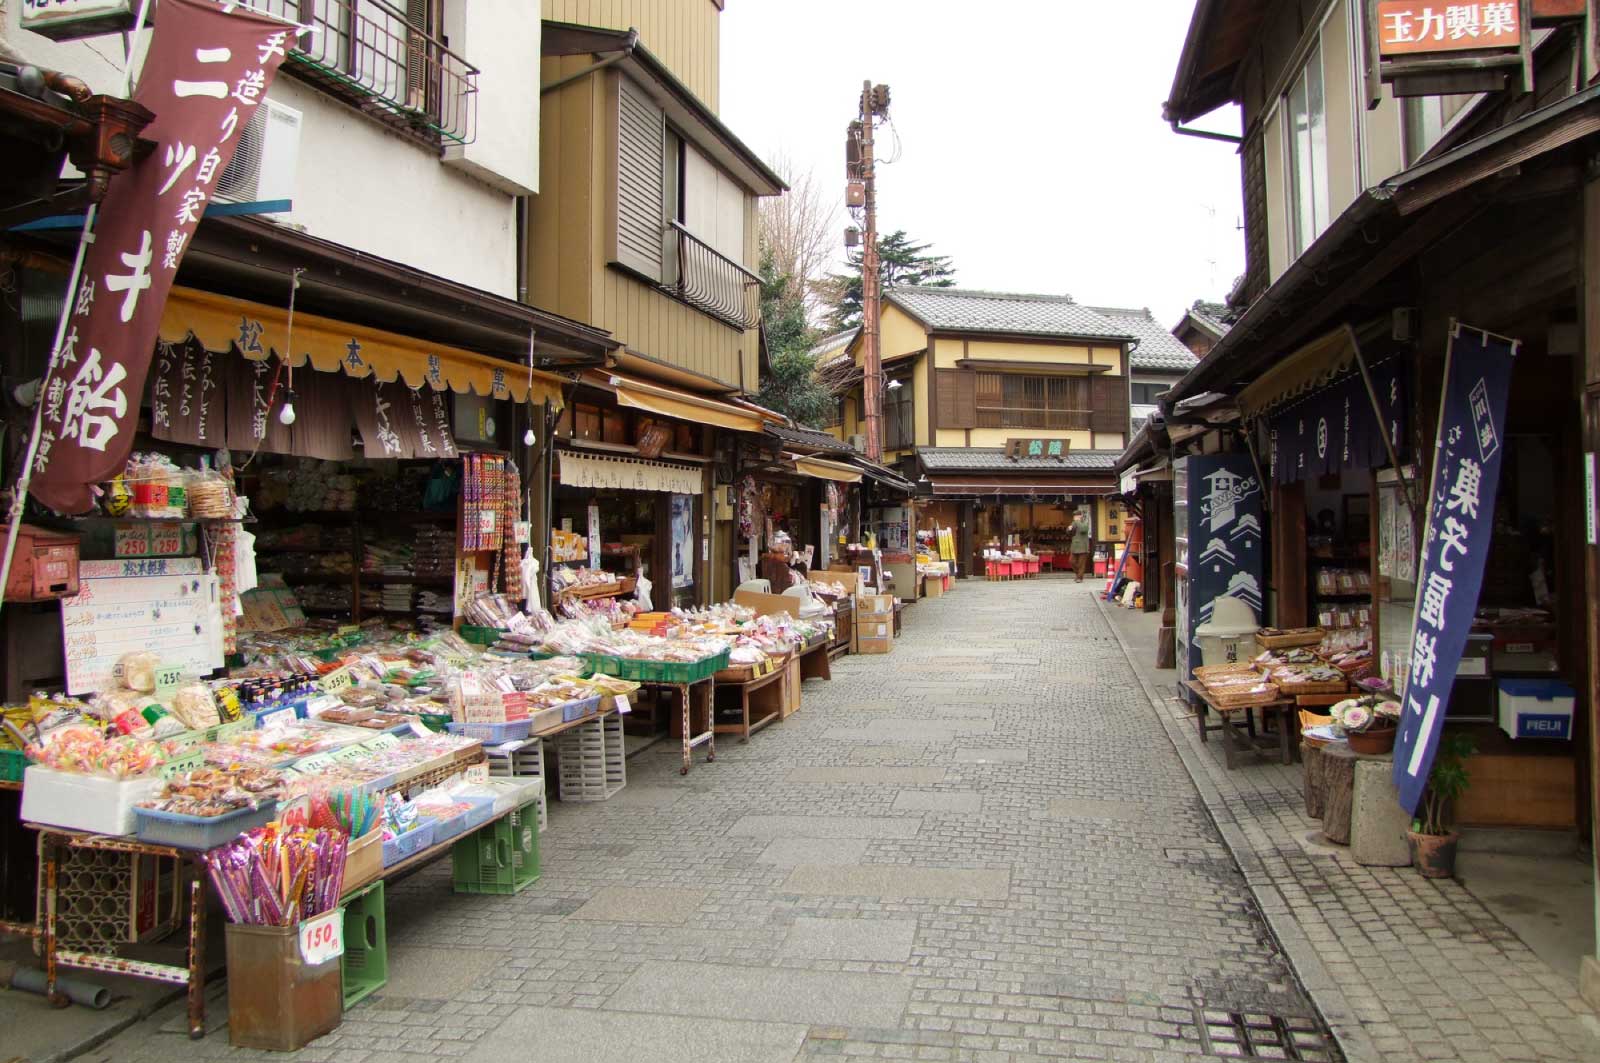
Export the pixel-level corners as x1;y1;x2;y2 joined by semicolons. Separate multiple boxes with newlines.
603;713;627;797
555;716;627;803
451;800;540;895
484;738;546;831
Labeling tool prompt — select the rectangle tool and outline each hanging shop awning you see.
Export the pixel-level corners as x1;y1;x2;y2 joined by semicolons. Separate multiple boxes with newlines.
1235;326;1360;419
597;371;764;433
790;455;862;483
926;476;1116;497
558;450;703;494
160;287;569;407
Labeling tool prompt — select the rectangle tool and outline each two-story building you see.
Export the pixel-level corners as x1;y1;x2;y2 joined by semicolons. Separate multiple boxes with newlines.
1157;0;1600;1014
826;285;1151;573
530;3;787;607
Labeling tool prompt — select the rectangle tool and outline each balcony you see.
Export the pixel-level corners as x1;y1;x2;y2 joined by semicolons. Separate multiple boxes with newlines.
664;222;759;330
247;0;477;147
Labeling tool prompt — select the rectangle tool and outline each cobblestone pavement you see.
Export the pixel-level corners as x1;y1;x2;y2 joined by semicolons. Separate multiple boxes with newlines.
90;579;1338;1063
1099;597;1600;1063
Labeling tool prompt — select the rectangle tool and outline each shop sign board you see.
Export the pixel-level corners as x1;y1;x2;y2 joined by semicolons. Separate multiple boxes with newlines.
1005;438;1069;460
1585;452;1596;546
1376;2;1523;55
1393;323;1518;814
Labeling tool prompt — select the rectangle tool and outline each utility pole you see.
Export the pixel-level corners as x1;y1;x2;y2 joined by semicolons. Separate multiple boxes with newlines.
848;81;889;462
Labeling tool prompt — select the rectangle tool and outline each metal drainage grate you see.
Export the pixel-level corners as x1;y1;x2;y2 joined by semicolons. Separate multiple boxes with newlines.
1193;1007;1336;1060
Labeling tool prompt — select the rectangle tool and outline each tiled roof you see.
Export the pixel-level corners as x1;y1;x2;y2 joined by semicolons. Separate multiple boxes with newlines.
884;287;1134;342
1083;305;1201;372
809;328;857;362
915;447;1121;473
766;423;850;454
1176;299;1233;339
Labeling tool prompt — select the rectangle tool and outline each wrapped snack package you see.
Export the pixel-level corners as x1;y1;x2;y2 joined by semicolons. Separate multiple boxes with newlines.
171;682;222;730
117;651;162;694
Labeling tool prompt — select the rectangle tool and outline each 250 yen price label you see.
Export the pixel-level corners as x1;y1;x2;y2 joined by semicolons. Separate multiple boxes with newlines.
298;909;344;965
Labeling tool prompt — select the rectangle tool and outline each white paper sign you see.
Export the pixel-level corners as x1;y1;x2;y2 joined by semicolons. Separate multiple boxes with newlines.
61;567;218;695
298;910;344;966
614;694;631;716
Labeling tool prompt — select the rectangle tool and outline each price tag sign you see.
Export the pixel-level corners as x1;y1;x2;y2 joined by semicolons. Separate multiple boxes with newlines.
113;523;151;557
304;695;341;717
362;733;401;751
295;753;335;773
407;719;433;738
150;524;185;556
337;624;361;639
154;664;184;700
298;910;345;966
614;694;631;716
255;705;296;731
514;521;531;545
317;667;353;693
331;745;370;764
464;762;490;783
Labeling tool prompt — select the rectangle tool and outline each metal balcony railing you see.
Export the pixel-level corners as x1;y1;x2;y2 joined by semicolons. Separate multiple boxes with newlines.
665;222;759;330
246;0;477;145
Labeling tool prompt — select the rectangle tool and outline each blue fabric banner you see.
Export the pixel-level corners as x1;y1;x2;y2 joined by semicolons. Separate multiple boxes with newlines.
1392;325;1518;814
1268;360;1408;483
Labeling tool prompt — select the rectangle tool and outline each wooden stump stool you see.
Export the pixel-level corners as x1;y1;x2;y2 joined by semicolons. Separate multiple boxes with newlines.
1319;744;1357;845
1302;742;1326;819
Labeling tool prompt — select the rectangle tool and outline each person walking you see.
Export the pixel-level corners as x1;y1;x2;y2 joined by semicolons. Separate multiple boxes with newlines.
1069;512;1092;583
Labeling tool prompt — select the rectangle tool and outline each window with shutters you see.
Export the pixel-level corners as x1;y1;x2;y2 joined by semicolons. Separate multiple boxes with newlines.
974;373;1092;430
612;74;758;329
240;0;478;145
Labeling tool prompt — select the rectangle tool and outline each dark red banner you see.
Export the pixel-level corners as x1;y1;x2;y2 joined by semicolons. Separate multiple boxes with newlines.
30;0;292;513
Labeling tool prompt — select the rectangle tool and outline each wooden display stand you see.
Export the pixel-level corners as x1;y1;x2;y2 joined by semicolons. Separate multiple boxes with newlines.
712;668;785;742
1183;680;1296;769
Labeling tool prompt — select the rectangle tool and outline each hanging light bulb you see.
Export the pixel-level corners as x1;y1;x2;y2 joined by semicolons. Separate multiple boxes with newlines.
523;426;536;446
278;389;297;426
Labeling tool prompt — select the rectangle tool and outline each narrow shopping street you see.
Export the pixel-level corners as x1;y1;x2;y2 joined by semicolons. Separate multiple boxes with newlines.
95;578;1332;1063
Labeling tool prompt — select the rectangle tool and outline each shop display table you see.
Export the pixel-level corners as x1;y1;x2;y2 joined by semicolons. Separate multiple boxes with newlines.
797;640;832;682
712;668;785;743
645;678;716;774
1182;680;1295;769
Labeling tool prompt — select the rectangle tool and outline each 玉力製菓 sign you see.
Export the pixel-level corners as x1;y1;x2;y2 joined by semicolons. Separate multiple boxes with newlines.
1376;1;1524;56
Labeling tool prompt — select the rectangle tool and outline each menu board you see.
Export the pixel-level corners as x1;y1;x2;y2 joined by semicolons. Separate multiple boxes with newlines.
61;558;222;694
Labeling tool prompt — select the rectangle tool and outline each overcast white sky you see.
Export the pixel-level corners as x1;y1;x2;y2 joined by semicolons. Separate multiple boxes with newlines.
720;0;1244;328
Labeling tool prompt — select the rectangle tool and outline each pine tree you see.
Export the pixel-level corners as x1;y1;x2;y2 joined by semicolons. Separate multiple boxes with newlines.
755;250;836;428
818;230;957;331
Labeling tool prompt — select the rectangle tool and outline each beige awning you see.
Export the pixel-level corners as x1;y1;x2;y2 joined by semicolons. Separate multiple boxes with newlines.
1236;325;1359;419
600;372;765;433
791;455;863;483
160;287;568;408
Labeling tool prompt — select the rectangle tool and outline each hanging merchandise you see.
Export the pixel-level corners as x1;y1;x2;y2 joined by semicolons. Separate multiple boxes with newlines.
462;454;507;553
501;458;523;599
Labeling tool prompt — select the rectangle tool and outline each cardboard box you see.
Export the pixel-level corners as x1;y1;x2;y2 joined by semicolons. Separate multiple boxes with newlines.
923;577;944;599
856;620;892;641
857;594;894;617
856;636;893;655
733;588;803;617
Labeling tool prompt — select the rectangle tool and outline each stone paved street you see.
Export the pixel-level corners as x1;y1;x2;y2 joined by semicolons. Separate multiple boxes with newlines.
93;579;1337;1063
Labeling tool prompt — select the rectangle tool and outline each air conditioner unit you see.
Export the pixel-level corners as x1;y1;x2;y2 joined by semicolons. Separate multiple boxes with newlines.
214;98;301;222
846;434;867;453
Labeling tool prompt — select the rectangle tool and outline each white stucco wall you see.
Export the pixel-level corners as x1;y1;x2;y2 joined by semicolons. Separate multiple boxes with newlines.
442;0;539;196
2;1;522;298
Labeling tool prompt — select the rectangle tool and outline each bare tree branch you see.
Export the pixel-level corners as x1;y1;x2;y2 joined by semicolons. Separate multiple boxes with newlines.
758;152;841;323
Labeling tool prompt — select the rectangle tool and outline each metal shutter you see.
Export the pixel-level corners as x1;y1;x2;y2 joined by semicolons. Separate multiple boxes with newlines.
615;76;666;280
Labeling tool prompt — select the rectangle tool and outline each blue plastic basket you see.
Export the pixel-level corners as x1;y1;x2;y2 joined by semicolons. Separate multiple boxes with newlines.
380;821;437;867
447;719;533;743
561;695;602;723
461;795;496;832
134;802;277;850
426;808;471;843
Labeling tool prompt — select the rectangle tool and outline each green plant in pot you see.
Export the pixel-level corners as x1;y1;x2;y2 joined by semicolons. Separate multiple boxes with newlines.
1408;733;1475;878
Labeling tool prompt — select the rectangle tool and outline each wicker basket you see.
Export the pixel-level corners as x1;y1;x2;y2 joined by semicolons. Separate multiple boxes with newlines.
1193;663;1260;679
1254;628;1325;650
1276;678;1348;695
1210;685;1281;708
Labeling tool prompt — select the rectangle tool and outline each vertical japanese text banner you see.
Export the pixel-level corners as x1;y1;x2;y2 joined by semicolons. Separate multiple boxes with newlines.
1392;324;1517;813
30;0;292;513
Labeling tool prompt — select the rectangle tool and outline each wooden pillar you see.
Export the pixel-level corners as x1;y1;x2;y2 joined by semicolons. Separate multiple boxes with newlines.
1272;480;1309;628
1580;172;1600;1010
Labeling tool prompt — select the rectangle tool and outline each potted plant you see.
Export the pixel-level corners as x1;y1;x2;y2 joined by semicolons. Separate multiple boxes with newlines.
1408;733;1475;878
1330;696;1401;755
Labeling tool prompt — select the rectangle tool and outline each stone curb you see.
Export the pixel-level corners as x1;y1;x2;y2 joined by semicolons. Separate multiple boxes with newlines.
1093;593;1379;1063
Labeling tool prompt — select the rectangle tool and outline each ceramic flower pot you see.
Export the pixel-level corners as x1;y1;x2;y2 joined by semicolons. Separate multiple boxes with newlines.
1346;723;1397;755
1408;830;1459;878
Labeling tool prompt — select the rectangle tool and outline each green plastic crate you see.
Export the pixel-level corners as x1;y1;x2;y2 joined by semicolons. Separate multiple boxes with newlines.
0;747;28;784
451;801;540;895
583;649;729;685
341;881;387;1008
459;625;505;646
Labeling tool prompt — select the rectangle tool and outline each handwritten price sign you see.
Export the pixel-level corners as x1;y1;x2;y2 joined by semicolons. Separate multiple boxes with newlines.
298;909;344;966
317;667;354;693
